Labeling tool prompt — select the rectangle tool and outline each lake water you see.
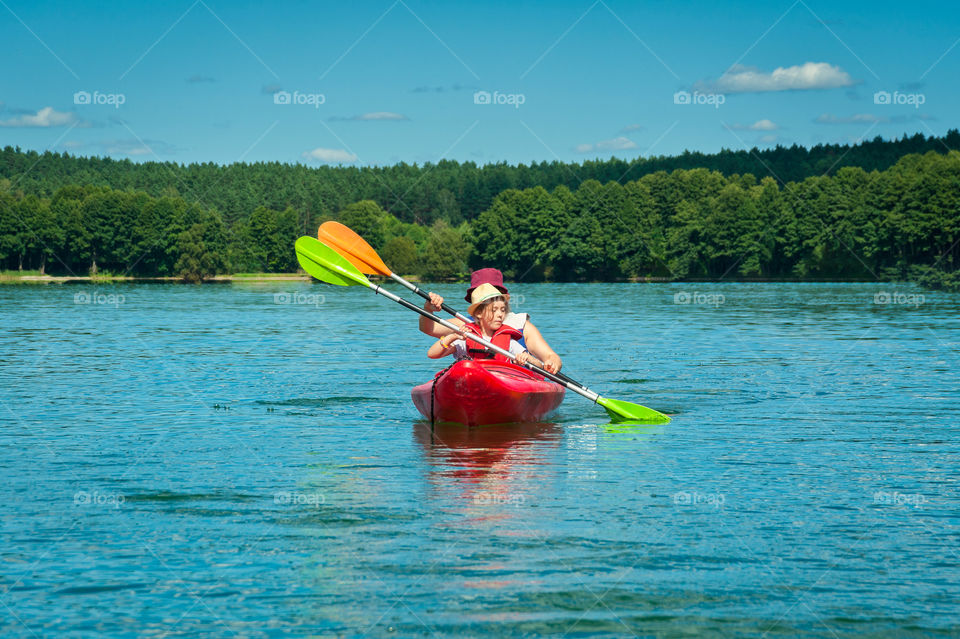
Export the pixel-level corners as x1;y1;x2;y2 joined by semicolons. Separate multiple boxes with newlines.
1;281;958;637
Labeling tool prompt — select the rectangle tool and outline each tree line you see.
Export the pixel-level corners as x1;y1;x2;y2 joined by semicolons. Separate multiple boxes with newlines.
0;184;471;282
2;131;957;227
0;137;958;289
470;151;959;289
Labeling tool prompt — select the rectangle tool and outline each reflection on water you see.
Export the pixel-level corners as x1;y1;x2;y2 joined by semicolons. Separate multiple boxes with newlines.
415;421;561;473
414;421;561;514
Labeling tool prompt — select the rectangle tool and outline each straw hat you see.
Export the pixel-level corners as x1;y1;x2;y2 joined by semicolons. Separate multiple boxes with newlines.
467;282;508;317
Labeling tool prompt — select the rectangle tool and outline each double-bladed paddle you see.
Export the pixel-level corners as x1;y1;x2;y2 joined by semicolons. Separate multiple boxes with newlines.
319;221;471;321
296;235;670;424
317;221;623;397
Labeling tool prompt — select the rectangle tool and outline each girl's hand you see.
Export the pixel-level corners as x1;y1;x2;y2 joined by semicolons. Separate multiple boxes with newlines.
515;351;530;366
424;293;444;312
542;354;562;374
440;329;465;350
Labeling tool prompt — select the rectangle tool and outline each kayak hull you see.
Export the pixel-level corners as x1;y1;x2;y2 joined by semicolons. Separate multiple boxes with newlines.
412;360;565;426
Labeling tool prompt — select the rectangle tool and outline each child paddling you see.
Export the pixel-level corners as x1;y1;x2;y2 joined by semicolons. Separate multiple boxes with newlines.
420;268;562;373
428;283;532;366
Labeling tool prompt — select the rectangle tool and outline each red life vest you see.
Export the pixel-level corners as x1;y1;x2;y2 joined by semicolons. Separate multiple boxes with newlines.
462;322;523;362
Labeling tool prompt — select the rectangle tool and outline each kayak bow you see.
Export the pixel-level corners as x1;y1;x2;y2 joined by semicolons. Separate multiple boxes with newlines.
412;359;565;426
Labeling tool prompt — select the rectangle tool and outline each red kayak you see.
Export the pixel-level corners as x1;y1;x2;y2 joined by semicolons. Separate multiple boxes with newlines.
412;359;565;426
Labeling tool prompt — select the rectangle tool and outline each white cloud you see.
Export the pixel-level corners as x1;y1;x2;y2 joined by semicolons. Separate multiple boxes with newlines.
751;119;779;131
700;62;856;93
814;113;887;124
302;148;358;163
599;136;638;150
726;119;779;131
359;112;408;120
330;112;409;121
758;134;779;144
0;106;76;127
411;84;471;93
620;123;644;133
102;139;177;156
109;144;152;156
576;136;638;154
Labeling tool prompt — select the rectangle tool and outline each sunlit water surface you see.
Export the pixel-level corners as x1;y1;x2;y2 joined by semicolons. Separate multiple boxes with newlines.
1;282;958;637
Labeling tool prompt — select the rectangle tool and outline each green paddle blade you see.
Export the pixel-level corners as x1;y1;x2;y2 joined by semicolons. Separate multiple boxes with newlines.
295;236;370;287
598;396;671;424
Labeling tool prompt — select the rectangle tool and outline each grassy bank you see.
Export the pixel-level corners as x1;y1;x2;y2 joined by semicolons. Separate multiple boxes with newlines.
1;272;311;283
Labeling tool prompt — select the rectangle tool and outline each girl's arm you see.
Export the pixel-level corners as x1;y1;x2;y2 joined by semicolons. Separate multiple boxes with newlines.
427;333;459;359
418;292;464;337
522;321;562;373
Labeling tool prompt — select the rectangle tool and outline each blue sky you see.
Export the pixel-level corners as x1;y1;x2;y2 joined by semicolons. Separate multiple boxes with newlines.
1;0;955;166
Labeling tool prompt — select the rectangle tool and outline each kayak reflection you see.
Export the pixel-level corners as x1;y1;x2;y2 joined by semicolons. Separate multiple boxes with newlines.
415;421;560;474
414;421;561;509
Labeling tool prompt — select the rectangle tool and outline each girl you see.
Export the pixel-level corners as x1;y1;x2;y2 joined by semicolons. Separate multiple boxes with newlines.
419;268;562;373
428;283;531;366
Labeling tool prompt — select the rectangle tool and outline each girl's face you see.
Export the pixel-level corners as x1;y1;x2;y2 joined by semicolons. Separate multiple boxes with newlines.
478;300;507;331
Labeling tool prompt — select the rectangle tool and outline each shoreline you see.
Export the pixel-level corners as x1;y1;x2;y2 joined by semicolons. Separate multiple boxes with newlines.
2;274;312;283
0;273;919;285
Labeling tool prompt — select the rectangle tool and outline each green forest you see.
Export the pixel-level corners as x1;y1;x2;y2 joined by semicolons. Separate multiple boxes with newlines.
0;132;958;290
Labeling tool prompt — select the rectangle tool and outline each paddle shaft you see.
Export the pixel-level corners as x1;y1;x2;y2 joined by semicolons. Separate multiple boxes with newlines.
389;273;471;322
389;273;591;391
314;221;594;394
369;282;604;405
295;234;667;422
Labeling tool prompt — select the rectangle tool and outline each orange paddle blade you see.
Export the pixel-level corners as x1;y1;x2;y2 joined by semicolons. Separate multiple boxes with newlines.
317;221;391;276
